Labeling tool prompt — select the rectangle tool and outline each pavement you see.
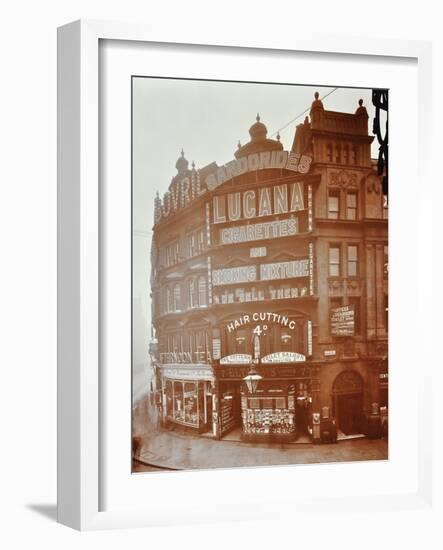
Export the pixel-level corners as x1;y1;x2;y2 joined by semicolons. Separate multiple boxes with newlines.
133;395;388;471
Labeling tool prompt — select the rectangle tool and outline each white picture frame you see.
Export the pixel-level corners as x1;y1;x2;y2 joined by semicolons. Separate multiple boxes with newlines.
57;19;435;531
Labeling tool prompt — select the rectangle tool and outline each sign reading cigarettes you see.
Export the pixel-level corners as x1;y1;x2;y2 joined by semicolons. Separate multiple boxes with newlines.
212;259;309;286
220;217;297;245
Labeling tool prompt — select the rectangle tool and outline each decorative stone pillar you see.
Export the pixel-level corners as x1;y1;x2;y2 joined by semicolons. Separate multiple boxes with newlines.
366;244;376;338
310;366;321;443
375;244;385;334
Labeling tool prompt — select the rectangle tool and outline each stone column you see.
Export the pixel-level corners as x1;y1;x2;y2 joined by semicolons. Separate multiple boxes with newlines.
375;244;385;335
366;244;376;338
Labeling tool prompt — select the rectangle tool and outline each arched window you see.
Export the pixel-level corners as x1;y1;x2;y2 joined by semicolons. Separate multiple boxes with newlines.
173;283;181;311
198;276;207;306
189;278;198;308
166;286;172;313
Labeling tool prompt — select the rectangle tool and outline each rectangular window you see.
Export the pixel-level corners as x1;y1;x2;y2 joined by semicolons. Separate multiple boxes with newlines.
328;192;340;219
173;283;181;311
329;245;341;276
198;229;205;253
188;233;196;257
346;192;358;220
384;245;388;278
347;245;358;277
189;278;198;308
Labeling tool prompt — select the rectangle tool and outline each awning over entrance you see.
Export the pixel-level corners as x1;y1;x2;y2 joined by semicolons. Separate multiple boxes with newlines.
160;364;215;381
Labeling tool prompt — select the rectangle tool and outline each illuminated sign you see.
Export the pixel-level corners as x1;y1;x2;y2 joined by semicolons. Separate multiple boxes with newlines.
213;183;304;224
212;265;257;286
250;247;267;258
226;312;297;333
330;305;355;336
260;259;309;280
212;338;221;360
220;354;252;365
214;285;307;304
213;259;309;287
160;351;211;364
261;352;306;363
220;217;297;245
154;152;311;225
206;151;312;190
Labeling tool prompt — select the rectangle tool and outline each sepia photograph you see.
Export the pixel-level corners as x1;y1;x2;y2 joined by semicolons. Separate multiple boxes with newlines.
131;77;389;472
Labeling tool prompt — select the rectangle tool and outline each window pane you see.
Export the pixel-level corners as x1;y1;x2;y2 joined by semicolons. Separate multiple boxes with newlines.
348;262;357;277
328;196;338;209
198;276;206;306
346;193;357;207
347;207;356;220
329;264;339;277
329;247;339;263
348;245;357;260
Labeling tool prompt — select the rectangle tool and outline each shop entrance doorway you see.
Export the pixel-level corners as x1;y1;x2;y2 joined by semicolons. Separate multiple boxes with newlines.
333;370;364;435
336;393;362;434
219;383;242;437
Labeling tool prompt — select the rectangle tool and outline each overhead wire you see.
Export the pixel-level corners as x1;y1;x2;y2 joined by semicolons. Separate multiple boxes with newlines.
269;87;339;138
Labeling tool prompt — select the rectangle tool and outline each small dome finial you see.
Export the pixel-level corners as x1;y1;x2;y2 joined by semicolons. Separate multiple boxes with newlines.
256;113;260;122
191;160;195;170
237;140;241;149
359;98;363;106
175;149;189;173
314;91;319;100
276;131;281;142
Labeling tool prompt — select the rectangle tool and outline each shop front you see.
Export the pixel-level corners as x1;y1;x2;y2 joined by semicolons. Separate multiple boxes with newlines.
160;365;214;434
213;362;312;442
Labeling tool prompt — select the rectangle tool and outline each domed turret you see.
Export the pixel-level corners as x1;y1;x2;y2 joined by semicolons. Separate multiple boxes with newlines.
175;149;189;174
235;113;283;159
249;113;268;142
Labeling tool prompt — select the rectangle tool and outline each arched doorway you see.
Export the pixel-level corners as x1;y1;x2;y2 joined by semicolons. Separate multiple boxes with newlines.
333;370;364;435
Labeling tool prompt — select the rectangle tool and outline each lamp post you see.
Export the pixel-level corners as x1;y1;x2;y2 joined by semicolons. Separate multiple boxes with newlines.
243;362;263;394
243;334;263;394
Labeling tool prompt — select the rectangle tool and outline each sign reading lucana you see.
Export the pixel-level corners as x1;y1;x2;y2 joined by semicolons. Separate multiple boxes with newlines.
213;182;304;224
153;150;312;224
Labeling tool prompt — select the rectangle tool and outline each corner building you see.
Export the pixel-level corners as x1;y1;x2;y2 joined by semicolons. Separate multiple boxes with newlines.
150;93;388;443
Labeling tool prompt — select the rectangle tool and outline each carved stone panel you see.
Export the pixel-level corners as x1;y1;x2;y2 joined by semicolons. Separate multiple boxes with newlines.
328;278;344;295
328;170;359;189
365;174;382;218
